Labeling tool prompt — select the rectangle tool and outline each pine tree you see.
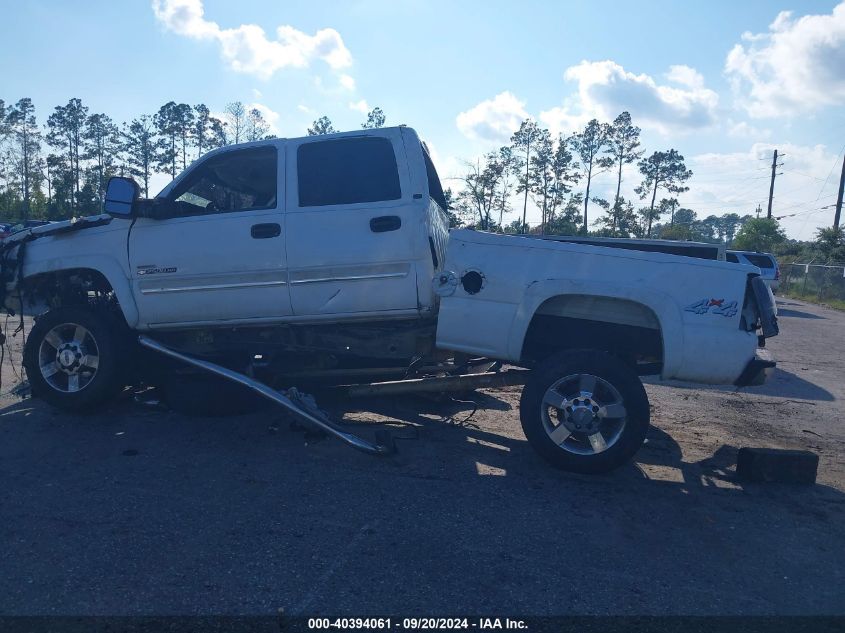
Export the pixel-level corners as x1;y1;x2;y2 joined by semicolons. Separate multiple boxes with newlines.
7;98;42;219
225;101;246;144
307;116;336;135
455;153;506;230
548;135;580;229
602;112;643;214
635;150;693;238
123;116;156;197
362;107;386;129
194;104;227;154
192;104;212;158
46;98;88;214
571;119;610;234
209;117;227;149
174;103;194;170
83;113;119;207
246;108;270;141
510;119;541;234
154;101;180;179
526;129;554;233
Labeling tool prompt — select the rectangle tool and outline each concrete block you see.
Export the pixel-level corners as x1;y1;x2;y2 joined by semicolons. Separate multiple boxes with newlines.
736;447;818;484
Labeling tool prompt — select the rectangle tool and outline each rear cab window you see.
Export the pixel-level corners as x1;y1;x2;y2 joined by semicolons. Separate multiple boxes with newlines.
745;254;775;269
421;143;447;210
297;137;401;207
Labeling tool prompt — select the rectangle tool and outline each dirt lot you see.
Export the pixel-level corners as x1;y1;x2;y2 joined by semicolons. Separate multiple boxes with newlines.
1;298;844;616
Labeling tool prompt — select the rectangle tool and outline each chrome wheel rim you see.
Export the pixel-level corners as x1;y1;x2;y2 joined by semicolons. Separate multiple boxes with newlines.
540;373;627;455
37;322;100;393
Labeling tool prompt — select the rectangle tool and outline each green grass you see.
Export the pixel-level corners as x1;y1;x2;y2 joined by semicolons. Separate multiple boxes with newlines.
780;289;845;311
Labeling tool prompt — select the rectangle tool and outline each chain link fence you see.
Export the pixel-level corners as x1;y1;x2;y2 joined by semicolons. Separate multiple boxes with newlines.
780;263;845;305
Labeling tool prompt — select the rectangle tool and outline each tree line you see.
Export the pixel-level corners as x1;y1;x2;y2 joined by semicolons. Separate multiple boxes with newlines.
3;95;833;258
0;96;385;221
447;112;767;245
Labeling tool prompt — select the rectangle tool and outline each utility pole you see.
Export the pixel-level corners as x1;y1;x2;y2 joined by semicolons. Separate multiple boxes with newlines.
835;152;845;231
755;204;762;218
766;149;778;219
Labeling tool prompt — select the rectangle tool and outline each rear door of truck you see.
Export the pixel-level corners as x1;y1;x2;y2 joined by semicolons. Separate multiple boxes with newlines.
283;129;421;318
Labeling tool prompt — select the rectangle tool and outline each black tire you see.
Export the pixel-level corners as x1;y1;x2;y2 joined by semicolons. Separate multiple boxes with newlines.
519;349;650;474
23;307;127;412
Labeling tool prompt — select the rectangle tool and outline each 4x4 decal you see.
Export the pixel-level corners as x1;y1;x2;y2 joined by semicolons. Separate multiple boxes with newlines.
685;298;738;317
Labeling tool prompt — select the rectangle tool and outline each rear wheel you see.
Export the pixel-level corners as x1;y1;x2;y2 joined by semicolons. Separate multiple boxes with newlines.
519;349;650;474
23;307;126;411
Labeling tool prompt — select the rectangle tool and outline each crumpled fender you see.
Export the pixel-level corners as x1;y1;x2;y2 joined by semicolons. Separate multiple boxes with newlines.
507;278;684;378
14;252;139;328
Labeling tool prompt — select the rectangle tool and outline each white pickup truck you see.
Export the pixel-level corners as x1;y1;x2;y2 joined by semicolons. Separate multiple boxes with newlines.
0;126;778;473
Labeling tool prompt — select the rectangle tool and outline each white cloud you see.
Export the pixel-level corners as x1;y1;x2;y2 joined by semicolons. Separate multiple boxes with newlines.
665;65;705;90
339;74;356;91
251;88;263;99
151;0;353;79
348;99;370;114
540;60;719;136
726;120;771;139
297;103;314;114
725;3;845;117
455;91;529;143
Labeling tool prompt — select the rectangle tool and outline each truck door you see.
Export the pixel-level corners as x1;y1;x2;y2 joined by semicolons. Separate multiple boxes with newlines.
128;143;292;327
284;130;420;318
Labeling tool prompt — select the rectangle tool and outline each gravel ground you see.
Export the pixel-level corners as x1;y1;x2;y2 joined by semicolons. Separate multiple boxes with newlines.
0;298;843;616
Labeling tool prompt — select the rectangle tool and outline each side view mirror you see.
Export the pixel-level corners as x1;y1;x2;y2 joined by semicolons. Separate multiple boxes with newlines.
103;177;140;217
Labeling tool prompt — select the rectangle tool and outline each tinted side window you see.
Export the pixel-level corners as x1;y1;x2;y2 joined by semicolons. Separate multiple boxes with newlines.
726;253;739;263
169;146;277;215
746;254;774;268
298;137;401;207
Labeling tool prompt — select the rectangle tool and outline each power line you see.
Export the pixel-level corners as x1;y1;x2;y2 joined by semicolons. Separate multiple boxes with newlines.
780;168;826;182
729;174;776;202
775;206;833;220
814;143;845;202
769;193;838;214
691;174;772;184
682;193;837;215
774;181;826;197
689;166;768;176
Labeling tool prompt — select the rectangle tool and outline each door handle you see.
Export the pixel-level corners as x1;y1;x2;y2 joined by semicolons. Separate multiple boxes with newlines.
251;223;281;239
369;215;401;233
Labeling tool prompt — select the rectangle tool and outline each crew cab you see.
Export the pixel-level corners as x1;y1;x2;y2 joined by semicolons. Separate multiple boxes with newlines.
0;126;779;473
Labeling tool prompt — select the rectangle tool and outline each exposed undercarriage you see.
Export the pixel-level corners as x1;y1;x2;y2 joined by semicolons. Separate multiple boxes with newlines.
144;318;494;388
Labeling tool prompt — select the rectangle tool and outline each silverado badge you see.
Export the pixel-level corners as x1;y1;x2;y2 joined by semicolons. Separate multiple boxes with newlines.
137;266;177;276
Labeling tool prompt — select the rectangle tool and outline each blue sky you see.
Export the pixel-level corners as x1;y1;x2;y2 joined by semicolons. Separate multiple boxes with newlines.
2;0;845;239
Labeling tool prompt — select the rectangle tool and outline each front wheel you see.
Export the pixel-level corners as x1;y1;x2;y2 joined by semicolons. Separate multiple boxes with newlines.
23;307;127;412
519;349;650;474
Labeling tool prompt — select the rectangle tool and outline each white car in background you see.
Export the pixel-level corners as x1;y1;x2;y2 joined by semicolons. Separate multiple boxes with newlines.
727;250;780;291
